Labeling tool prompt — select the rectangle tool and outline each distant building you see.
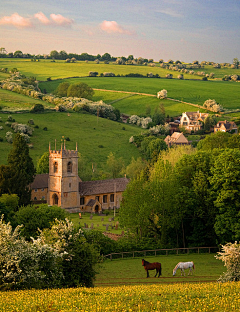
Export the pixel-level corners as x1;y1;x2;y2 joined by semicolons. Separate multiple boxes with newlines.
214;120;238;133
180;111;209;133
164;132;189;147
31;143;129;213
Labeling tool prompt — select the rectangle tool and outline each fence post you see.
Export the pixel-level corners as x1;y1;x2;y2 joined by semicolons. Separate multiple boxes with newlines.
122;252;123;259
110;254;112;261
133;251;134;258
155;250;156;257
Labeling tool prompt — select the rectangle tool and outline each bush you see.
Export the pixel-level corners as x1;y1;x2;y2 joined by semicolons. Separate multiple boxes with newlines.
31;104;44;113
14;204;66;240
216;242;240;282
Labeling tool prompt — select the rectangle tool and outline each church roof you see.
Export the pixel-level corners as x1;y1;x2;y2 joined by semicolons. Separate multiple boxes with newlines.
79;177;130;196
31;173;49;189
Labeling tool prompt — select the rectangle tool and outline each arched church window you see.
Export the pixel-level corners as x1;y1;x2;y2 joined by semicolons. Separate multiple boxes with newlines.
67;161;72;173
54;161;58;173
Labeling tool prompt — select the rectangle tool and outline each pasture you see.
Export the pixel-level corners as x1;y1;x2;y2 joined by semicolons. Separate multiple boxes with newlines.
0;111;143;167
39;76;240;112
95;254;224;286
1;254;239;312
1;58;240;80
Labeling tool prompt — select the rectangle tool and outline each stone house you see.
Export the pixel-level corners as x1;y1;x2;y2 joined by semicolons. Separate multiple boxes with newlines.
214;120;238;133
180;111;209;133
31;143;129;213
164;132;189;147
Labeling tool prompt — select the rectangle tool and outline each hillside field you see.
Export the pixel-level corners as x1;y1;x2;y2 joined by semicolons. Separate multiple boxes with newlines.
0;111;143;168
1;58;240;80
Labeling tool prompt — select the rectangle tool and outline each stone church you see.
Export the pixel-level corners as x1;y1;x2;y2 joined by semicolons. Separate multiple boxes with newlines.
31;142;129;213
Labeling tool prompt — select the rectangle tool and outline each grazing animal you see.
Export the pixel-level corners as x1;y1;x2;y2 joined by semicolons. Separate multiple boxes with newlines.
172;261;195;276
142;259;162;278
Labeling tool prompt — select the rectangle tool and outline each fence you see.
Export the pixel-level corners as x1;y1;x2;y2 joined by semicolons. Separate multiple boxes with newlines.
104;246;219;260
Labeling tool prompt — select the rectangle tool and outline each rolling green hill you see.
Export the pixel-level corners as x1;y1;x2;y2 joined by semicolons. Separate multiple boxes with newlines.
0;111;144;169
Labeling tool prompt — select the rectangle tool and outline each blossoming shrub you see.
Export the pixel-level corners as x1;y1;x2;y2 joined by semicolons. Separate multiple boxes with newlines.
0;217;62;290
157;89;167;99
216;241;240;282
0;217;99;290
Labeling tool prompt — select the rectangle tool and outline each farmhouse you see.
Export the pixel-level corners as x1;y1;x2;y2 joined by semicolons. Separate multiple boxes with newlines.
180;111;209;133
164;132;189;147
31;143;129;213
214;120;238;133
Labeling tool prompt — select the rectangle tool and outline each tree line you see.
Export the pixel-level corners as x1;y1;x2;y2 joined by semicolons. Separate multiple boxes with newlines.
119;131;240;248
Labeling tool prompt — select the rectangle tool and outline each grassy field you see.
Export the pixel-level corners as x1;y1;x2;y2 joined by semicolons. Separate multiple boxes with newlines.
1;282;240;311
95;253;224;286
0;111;143;167
1;58;240;80
0;88;54;111
39;76;240;111
1;254;238;312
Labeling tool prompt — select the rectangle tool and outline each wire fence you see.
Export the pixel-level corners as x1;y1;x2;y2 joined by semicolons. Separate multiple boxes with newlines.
104;246;219;260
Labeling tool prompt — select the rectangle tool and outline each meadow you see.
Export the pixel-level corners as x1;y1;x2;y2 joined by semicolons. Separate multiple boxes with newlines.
39;76;240;112
1;254;238;312
0;110;143;167
1;58;240;80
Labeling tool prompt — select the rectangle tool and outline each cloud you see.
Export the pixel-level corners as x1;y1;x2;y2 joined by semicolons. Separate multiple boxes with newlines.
100;20;133;35
34;12;50;25
50;14;74;26
0;13;33;28
156;9;183;18
0;12;74;29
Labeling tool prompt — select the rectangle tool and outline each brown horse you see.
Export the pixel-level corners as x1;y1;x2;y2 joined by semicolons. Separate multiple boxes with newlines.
142;259;162;278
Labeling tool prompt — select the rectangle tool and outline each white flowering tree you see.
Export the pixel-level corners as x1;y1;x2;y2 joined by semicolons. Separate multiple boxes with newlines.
216;242;240;282
157;89;167;99
0;217;62;290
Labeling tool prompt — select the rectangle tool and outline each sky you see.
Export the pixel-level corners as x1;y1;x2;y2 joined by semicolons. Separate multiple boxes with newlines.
0;0;240;63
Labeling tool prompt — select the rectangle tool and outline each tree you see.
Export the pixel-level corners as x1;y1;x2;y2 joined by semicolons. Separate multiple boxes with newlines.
210;149;240;243
232;58;239;68
50;50;59;60
59;50;68;60
101;53;111;61
13;50;23;58
14;204;66;239
67;82;94;100
55;82;70;97
197;131;231;151
36;152;49;174
125;157;146;179
106;152;124;179
0;194;19;223
4;134;35;206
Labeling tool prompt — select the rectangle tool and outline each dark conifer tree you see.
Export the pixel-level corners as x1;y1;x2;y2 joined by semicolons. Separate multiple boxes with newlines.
3;134;35;206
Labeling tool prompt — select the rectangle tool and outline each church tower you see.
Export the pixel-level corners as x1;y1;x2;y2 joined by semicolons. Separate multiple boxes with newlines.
48;141;80;212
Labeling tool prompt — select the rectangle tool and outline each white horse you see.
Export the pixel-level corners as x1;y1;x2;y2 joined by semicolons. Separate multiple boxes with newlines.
173;261;195;276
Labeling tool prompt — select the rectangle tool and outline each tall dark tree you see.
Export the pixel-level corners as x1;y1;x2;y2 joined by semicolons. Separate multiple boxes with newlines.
5;134;35;206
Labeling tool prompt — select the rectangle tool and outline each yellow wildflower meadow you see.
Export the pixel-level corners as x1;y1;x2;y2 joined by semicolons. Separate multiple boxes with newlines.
0;282;240;311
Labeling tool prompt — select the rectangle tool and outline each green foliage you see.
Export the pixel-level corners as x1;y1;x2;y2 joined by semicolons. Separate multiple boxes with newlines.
106;152;124;179
0;194;19;223
83;229;116;255
67;82;94;100
30;103;44;113
197;132;240;150
210;149;240;243
36;151;49;174
14;204;66;239
0;134;35;206
54;82;70;97
125;157;146;179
